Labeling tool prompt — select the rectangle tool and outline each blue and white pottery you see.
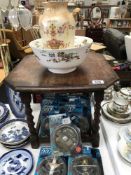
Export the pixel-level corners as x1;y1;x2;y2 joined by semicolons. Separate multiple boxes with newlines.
3;139;29;149
0;102;9;123
6;86;25;118
0;149;33;175
0;119;30;145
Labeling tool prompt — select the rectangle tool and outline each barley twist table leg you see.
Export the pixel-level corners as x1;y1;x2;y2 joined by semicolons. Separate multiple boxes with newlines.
20;92;39;149
92;90;104;147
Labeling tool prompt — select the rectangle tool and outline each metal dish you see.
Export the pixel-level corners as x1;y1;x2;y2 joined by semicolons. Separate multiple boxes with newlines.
37;156;67;175
72;155;100;175
54;124;80;152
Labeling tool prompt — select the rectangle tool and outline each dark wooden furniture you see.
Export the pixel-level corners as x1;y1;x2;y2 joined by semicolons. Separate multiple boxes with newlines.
4;53;119;149
86;6;104;43
108;59;131;86
116;71;131;87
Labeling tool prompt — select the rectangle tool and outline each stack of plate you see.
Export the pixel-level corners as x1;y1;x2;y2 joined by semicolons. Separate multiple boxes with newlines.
0;119;30;148
101;102;131;124
0;102;9;124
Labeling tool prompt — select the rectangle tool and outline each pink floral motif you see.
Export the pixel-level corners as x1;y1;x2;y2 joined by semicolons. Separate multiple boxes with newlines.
47;39;65;49
49;23;57;37
44;22;74;48
57;26;65;34
44;22;75;35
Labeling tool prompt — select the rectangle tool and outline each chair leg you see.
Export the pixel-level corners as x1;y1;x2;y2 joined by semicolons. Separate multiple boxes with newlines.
0;44;12;76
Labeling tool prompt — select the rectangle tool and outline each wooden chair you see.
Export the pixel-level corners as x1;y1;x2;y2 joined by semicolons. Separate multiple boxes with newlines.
86;6;104;43
0;30;12;83
29;25;41;40
0;29;32;62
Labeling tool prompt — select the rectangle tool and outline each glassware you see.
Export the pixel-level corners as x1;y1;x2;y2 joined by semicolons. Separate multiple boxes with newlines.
11;0;19;8
0;0;9;11
17;4;32;31
8;8;20;31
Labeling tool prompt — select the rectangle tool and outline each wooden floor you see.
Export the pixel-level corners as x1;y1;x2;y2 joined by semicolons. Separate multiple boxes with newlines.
0;69;6;84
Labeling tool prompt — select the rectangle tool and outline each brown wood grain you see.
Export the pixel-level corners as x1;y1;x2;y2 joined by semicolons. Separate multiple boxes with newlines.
4;52;119;148
4;52;119;92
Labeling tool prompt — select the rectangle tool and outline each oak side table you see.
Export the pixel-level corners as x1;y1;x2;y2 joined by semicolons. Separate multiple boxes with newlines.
4;52;119;149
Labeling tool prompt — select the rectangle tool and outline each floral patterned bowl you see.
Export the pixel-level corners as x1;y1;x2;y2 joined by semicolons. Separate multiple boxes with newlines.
29;36;93;74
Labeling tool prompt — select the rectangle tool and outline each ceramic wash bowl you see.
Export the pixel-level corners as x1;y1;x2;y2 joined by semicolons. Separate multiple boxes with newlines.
29;36;93;74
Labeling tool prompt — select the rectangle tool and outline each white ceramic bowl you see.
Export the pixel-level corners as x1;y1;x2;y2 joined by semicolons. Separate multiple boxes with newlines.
29;36;93;74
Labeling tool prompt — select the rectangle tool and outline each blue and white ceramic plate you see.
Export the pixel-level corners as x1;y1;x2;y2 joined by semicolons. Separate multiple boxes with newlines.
0;149;33;175
0;102;9;123
0;119;30;145
3;138;30;149
6;86;25;118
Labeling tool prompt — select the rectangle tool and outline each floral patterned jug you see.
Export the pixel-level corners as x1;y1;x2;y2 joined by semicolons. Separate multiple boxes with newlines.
39;2;75;49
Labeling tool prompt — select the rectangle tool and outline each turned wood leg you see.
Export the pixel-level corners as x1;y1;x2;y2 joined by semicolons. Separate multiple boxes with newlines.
20;92;39;149
92;90;104;147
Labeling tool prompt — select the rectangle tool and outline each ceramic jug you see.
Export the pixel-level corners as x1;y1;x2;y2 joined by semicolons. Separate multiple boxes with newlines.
39;2;75;49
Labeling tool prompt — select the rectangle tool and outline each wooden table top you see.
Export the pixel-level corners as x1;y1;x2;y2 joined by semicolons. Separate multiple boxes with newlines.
5;52;119;93
90;43;106;52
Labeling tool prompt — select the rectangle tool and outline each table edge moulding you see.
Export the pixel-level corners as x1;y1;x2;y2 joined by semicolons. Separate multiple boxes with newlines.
4;52;119;149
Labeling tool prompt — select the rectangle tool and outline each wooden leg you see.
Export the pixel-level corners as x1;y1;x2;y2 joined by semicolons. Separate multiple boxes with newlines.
92;90;104;147
20;92;39;149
